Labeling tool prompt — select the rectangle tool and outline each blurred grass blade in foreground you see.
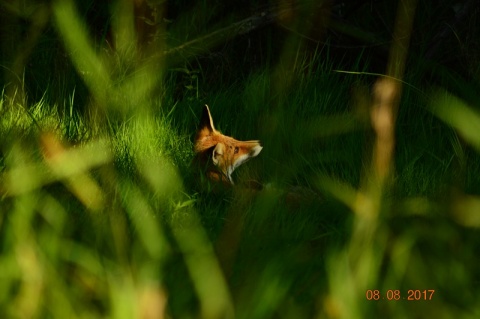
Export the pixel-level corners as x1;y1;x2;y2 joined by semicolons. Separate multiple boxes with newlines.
52;0;111;105
430;91;480;152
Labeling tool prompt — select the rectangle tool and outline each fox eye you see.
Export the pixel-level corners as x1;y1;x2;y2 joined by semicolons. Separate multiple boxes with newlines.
234;146;239;154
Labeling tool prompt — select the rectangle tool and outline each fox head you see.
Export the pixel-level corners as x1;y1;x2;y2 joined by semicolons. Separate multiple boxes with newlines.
194;105;262;185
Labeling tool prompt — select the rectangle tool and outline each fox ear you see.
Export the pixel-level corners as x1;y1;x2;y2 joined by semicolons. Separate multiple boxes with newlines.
198;104;216;135
212;143;224;165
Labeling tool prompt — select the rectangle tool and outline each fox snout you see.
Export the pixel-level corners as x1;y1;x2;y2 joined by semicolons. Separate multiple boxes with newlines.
194;105;262;185
212;140;262;183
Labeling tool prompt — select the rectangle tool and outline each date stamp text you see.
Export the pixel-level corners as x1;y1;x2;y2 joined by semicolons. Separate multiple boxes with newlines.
366;289;435;301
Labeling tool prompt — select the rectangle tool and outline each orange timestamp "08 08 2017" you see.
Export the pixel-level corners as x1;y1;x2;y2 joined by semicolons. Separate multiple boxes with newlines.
365;289;435;301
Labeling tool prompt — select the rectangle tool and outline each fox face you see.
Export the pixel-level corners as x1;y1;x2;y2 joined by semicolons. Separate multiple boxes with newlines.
194;105;262;185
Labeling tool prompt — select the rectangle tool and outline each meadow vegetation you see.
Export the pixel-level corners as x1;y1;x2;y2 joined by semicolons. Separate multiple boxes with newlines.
1;0;480;318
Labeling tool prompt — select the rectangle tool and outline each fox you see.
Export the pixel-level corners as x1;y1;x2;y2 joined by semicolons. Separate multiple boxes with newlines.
194;104;262;186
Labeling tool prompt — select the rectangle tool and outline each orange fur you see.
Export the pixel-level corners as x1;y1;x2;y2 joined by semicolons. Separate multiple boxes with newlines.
194;105;262;185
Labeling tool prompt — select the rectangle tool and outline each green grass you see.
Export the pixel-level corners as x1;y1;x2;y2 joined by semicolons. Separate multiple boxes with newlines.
2;1;480;318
